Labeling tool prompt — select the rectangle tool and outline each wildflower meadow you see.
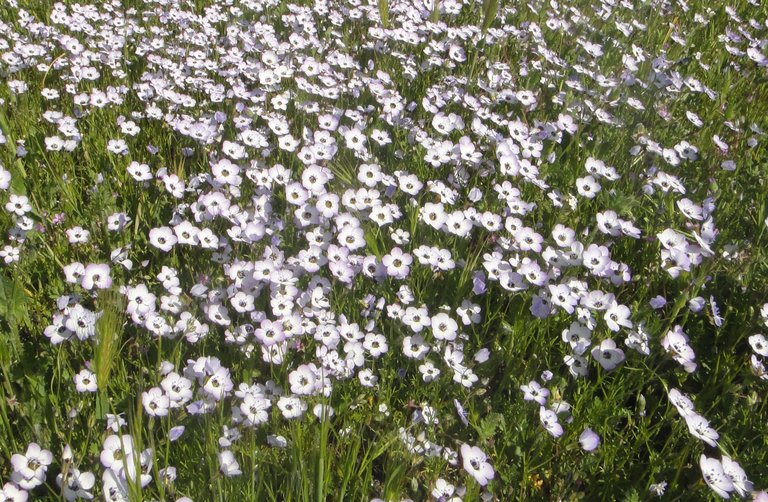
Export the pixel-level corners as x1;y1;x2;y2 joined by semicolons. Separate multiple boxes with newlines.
1;0;768;500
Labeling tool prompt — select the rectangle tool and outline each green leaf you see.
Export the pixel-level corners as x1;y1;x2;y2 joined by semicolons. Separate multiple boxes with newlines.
11;159;27;195
622;488;641;502
430;0;440;22
378;0;389;27
482;0;498;33
478;412;506;441
364;229;382;258
96;391;110;420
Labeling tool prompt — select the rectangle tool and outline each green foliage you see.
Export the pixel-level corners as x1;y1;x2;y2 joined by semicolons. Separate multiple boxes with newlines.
0;0;767;501
481;0;498;34
378;0;389;27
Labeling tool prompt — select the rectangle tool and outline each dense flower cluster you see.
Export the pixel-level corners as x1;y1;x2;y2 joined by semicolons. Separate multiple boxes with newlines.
0;0;767;499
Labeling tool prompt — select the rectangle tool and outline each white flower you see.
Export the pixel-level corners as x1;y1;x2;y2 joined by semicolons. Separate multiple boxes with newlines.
539;406;564;438
0;245;20;264
562;322;592;355
173;220;200;245
102;468;129;502
649;481;667;496
107;212;131;231
218;450;242;477
575;175;601;198
288;364;319;395
277;395;307;419
10;443;53;490
661;326;697;373
748;334;768;356
107;139;128;155
750;355;768;380
100;435;134;471
81;263;112;290
521;381;549;405
721;456;752;497
56;467;96;501
402;334;430;360
74;368;97;393
66;226;90;244
142;387;170;417
579;428;600;451
312;403;334;420
564;354;589;378
149;227;177;252
6;194;31;216
105;414;127;433
431;312;458;341
1;482;28;502
460;444;494;486
432;477;455;499
668;388;696;418
358;368;378;387
591;339;625;371
163;425;184;443
64;304;101;340
0;167;11;190
161;373;193;407
685;413;719;447
604;303;633;332
700;455;734;499
418;360;441;382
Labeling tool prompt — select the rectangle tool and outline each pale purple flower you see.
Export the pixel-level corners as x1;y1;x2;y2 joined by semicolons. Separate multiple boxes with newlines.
81;263;112;290
521;381;549;405
219;450;242;477
74;368;97;393
591;339;625;371
700;455;734;499
460;444;494;486
11;443;53;490
579;428;600;451
382;247;412;279
149;227;177;252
